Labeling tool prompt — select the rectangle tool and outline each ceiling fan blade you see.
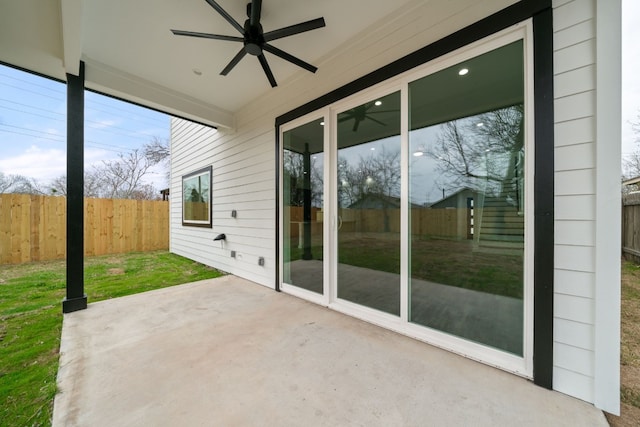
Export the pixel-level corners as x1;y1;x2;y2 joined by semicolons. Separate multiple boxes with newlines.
367;110;400;115
258;54;277;87
221;48;248;75
204;0;245;34
250;0;262;27
263;17;326;42
171;29;243;42
263;44;317;73
366;116;387;127
353;119;360;132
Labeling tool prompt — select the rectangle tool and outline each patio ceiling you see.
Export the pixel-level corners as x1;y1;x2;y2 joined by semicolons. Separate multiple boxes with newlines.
0;0;516;129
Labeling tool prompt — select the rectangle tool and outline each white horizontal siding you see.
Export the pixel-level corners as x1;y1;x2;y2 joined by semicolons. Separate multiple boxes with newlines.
555;117;595;147
552;0;598;405
168;0;618;411
170;116;276;288
555;269;595;299
554;366;594;403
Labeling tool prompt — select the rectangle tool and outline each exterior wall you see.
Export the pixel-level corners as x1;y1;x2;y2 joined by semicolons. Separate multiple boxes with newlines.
170;0;518;288
170;117;276;286
170;0;620;413
552;0;620;413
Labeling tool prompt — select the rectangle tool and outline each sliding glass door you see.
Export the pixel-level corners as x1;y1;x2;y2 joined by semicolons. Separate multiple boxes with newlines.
280;27;531;373
408;40;526;356
282;117;325;295
335;92;402;316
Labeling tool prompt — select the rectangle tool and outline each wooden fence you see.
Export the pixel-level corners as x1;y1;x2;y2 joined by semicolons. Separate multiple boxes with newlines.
0;194;169;265
623;193;640;263
285;206;461;238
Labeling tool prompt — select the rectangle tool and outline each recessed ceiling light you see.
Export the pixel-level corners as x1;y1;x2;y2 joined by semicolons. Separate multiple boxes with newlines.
476;122;484;127
371;147;376;151
374;100;382;106
413;151;424;157
320;121;325;126
458;68;469;76
192;68;203;76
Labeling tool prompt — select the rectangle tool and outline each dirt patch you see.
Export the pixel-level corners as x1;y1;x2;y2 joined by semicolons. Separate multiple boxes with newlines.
609;260;640;426
107;268;125;275
606;403;640;426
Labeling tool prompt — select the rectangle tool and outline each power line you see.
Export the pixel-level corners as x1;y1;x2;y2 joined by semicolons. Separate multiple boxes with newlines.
0;82;63;102
0;127;64;143
0;97;65;116
0;82;168;128
0;124;136;153
0;72;66;94
0;103;163;144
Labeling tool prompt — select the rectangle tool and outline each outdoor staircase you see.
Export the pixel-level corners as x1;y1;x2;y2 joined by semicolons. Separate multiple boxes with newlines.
475;182;524;256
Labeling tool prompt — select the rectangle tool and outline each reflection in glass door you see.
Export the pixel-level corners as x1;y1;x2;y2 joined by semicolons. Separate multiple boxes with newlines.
283;118;324;294
408;41;525;355
336;92;401;315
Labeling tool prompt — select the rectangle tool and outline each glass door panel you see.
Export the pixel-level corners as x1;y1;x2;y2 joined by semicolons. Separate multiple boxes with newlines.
283;118;325;294
408;41;525;355
336;91;401;315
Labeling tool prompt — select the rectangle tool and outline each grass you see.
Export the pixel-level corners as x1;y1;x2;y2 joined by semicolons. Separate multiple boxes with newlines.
0;251;222;427
287;234;523;298
607;258;640;426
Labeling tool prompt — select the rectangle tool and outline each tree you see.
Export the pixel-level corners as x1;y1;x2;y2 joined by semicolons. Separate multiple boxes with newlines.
337;147;401;208
143;136;170;165
428;104;524;197
48;138;170;200
623;111;640;180
0;172;46;195
283;150;323;207
622;111;640;193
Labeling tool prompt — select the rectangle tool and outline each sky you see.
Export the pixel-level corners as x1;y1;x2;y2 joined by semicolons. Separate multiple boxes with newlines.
0;68;171;190
0;1;639;192
622;0;640;156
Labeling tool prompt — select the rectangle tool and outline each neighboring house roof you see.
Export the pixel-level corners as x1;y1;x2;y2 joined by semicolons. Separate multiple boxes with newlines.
430;187;479;209
623;176;640;186
347;193;421;209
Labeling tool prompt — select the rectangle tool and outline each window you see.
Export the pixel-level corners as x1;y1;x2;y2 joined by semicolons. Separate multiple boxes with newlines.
408;40;526;355
279;25;534;375
182;166;212;227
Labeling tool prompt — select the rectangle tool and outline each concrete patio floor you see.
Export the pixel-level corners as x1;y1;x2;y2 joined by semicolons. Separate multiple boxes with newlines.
53;275;607;426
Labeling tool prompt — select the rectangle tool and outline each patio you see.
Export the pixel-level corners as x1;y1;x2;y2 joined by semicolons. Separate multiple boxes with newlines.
53;275;607;426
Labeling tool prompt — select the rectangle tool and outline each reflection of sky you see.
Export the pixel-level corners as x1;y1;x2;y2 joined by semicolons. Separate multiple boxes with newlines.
410;126;445;205
304;119;509;207
306;128;471;207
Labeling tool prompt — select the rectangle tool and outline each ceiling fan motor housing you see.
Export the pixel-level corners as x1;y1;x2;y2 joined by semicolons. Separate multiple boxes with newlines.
244;20;264;56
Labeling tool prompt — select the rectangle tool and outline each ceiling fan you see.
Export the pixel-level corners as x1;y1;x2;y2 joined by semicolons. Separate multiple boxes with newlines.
339;102;397;132
171;0;326;87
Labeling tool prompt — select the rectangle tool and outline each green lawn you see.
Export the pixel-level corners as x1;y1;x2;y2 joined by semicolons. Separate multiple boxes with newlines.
0;251;222;427
286;235;523;298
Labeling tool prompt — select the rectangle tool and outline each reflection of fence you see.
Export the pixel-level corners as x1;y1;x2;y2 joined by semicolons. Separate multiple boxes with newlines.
183;201;209;221
623;193;640;263
0;194;169;264
285;206;461;238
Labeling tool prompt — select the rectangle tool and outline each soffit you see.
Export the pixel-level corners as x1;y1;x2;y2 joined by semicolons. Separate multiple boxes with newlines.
0;0;521;128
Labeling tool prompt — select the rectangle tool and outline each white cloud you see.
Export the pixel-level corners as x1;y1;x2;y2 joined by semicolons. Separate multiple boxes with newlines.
0;146;122;183
0;145;65;181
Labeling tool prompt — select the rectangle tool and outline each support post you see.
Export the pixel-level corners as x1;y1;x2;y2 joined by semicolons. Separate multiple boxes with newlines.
302;143;312;260
63;61;87;313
